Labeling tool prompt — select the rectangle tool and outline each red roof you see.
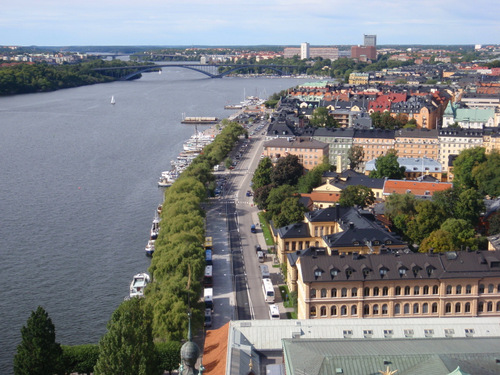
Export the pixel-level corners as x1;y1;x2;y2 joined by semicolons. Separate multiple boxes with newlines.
383;180;452;196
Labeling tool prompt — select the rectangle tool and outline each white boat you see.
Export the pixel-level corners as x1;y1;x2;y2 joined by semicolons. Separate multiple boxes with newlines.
145;240;155;256
129;273;150;298
110;96;115;105
150;216;160;240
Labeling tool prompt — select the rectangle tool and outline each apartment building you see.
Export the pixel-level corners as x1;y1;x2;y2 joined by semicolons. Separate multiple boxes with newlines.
262;137;329;171
353;129;395;165
294;249;500;320
394;128;439;160
438;128;484;173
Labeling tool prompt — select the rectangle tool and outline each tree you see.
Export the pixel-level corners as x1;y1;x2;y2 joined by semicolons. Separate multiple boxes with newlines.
419;229;455;253
454;188;485;226
440;218;477;250
472;150;500;197
273;197;307;228
406;200;447;245
369;149;405;179
14;306;63;375
156;341;182;375
94;298;160;375
252;183;275;210
296;161;332;193
488;214;500;235
452;147;486;190
339;185;375;208
270;154;304;186
252;157;273;190
266;184;295;218
347;145;364;170
309;107;338;128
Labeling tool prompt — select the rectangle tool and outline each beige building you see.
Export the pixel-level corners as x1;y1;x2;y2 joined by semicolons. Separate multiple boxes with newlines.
262;137;329;171
295;249;500;320
438;128;484;173
394;128;439;160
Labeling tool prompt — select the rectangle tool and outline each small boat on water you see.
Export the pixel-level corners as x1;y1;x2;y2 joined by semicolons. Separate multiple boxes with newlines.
145;240;155;256
150;216;160;240
110;96;115;105
129;273;150;298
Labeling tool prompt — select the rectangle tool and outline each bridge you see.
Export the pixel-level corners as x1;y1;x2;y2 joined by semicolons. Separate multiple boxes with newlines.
92;63;304;80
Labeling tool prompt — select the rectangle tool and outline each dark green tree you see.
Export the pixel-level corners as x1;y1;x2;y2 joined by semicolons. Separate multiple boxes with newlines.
270;154;304;186
14;306;63;375
440;218;477;250
309;107;338;128
454;188;485;226
347;145;365;170
252;157;273;190
296;161;332;193
62;344;100;375
369;149;405;179
339;185;375;208
452;147;486;190
156;341;182;375
419;229;455;253
252;183;275;210
94;298;160;375
273;197;307;228
472;150;500;197
406;200;447;245
488;214;500;235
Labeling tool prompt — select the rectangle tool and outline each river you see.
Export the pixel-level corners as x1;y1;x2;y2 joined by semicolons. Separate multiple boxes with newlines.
0;66;309;373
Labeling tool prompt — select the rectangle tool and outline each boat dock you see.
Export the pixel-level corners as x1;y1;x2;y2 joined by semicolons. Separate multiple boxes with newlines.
181;116;218;124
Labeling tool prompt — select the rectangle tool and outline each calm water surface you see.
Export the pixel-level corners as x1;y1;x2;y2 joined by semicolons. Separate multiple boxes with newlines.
0;67;308;373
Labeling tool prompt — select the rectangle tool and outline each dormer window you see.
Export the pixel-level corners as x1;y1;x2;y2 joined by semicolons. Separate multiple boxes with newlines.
330;268;339;279
314;269;322;278
385;240;392;245
379;267;388;277
353;241;360;246
363;268;370;278
399;267;407;276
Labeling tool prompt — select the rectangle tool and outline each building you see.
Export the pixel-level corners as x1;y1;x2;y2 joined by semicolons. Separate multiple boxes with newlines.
300;42;309;60
365;157;444;181
262;137;329;170
295;249;500;320
351;45;377;61
382;179;453;198
283;46;339;60
353;129;396;166
438;128;484;173
394;128;439;160
364;34;377;47
442;102;497;129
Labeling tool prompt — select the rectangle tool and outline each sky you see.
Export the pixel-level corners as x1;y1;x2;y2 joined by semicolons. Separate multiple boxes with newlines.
2;0;499;47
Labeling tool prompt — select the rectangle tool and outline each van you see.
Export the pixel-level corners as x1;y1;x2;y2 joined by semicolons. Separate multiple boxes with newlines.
204;308;212;327
204;288;213;311
269;304;280;320
257;251;264;263
259;264;270;279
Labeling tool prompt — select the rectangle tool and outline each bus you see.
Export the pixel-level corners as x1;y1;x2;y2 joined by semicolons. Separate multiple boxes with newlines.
205;249;212;265
269;304;280;320
262;278;275;303
204;236;213;250
204;265;213;287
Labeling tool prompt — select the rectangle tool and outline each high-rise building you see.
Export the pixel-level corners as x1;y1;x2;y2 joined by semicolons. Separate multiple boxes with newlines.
364;34;377;47
300;42;310;59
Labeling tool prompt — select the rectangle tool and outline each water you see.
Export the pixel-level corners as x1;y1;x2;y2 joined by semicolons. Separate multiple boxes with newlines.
0;66;308;374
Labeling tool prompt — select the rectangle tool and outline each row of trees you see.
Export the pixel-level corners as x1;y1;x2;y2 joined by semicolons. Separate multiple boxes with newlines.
0;60;150;95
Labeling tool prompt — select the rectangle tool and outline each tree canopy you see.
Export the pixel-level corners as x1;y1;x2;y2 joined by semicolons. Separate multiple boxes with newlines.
339;185;375;208
347;145;364;170
369;149;405;179
270;154;304;186
14;306;63;375
452;147;487;190
309;107;338;128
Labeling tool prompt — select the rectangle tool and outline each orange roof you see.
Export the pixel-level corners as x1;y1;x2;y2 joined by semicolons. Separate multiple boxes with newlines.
383;180;452;196
301;192;341;203
202;322;229;375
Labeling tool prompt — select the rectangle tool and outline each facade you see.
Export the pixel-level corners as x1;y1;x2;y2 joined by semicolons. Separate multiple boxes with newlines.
394;128;439;160
351;45;377;61
283;46;339;60
442;102;497;129
295;249;500;320
438;128;484;173
353;129;396;165
300;42;309;60
364;34;377;47
349;72;370;85
262;137;329;170
365;156;443;181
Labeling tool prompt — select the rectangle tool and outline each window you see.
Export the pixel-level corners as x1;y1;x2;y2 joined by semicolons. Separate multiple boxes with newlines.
341;288;347;297
432;303;438;313
384;329;393;338
487;302;493;312
394;303;401;315
445;328;455;337
465;328;475;337
432;285;439;294
373;304;379;315
466;285;472;294
414;286;420;295
351;305;357;315
364;287;370;297
404;286;411;295
331;305;337;316
310;306;317;317
331;288;337;297
446;285;452;294
445;303;452;313
413;303;419;314
479;284;485;293
423;285;429;295
320;306;327;316
399;267;406;276
363;304;370;315
382;304;388;315
373;287;379;296
404;303;410;314
382;286;389;296
311;289;317;298
404;329;414;337
456;285;462;294
422;303;428;314
341;305;347;316
465;302;471;313
497;302;500;312
343;329;353;338
424;329;434;337
320;288;327;298
395;286;401;295
488;284;494;293
352;287;358;297
363;329;373;337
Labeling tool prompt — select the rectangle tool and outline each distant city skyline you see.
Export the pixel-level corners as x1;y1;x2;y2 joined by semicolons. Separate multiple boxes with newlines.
2;1;499;46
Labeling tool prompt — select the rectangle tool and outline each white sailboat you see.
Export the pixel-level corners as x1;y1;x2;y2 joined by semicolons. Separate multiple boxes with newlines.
110;96;116;105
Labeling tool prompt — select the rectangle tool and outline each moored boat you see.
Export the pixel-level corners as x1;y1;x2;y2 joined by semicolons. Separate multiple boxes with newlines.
145;240;155;256
129;273;150;298
150;216;160;240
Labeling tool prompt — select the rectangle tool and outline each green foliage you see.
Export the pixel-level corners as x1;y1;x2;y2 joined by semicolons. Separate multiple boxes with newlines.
339;185;375;208
370;112;403;130
270;154;304;186
471;150;500;197
62;344;99;375
452;147;486;190
296;161;332;193
94;298;160;375
454;188;485;226
253;183;275;210
369;149;405;179
14;306;63;375
347;145;365;170
406;200;447;245
266;185;296;218
156;341;182;374
440;218;477;250
419;229;455;253
252;157;273;190
488;214;500;235
309;107;338;128
273;197;307;228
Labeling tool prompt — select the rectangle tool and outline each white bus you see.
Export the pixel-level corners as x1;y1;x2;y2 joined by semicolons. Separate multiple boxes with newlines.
269;304;280;320
262;278;275;303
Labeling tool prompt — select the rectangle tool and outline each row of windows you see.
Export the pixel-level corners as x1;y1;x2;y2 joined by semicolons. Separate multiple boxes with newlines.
310;284;500;299
309;301;500;317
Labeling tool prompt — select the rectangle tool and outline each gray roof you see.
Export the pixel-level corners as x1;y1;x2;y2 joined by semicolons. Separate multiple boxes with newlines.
277;222;311;239
264;137;329;150
298;250;500;284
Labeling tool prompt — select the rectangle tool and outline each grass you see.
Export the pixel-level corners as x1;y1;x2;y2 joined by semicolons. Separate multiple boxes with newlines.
258;212;275;247
279;285;294;309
